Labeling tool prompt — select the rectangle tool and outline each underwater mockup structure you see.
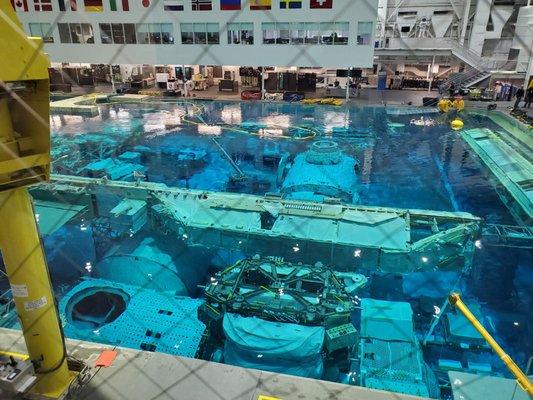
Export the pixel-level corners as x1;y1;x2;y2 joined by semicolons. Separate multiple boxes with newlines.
279;140;359;203
198;257;365;379
31;174;481;273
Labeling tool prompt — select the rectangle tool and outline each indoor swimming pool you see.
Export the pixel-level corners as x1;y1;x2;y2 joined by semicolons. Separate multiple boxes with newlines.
49;100;518;215
1;100;531;399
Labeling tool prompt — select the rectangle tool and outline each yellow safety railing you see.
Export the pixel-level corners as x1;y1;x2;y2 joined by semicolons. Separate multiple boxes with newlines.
448;293;532;395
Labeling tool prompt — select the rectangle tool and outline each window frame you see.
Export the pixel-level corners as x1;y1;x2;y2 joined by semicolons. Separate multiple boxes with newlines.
206;23;219;44
58;23;71;43
193;23;207;44
262;22;277;45
124;24;137;44
161;23;174;44
357;21;373;46
136;23;151;44
111;23;125;44
29;22;54;43
180;23;194;44
182;23;218;45
99;23;112;44
228;22;253;45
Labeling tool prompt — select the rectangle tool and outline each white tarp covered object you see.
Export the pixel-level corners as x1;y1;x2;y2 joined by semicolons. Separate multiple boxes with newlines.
223;313;325;378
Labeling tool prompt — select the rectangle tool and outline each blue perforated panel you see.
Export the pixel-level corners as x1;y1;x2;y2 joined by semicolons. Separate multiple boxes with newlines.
59;278;205;358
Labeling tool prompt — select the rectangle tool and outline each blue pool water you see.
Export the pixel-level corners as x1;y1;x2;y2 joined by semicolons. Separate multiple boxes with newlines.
1;100;531;398
50;101;515;220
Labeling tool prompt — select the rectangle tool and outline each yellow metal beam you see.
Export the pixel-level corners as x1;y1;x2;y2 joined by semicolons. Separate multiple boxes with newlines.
0;2;75;398
0;188;73;398
448;293;533;395
0;350;30;361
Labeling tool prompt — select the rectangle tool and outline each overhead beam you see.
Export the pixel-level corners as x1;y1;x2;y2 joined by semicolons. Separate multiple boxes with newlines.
386;0;407;23
460;0;472;45
448;0;461;19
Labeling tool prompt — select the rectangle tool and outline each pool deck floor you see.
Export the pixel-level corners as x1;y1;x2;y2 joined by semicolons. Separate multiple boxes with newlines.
0;328;428;400
52;83;441;106
52;83;523;111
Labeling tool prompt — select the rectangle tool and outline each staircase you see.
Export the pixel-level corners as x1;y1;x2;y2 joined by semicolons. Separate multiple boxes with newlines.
439;39;509;93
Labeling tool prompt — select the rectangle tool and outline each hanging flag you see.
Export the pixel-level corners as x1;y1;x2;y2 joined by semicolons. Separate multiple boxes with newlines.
109;0;129;10
83;0;102;10
310;0;332;8
11;0;29;11
163;0;183;11
220;0;239;10
34;0;52;11
250;0;270;10
70;0;77;10
191;0;211;10
280;0;301;8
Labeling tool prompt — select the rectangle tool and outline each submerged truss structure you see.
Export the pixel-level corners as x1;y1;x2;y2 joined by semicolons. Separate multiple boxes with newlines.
199;257;367;327
31;174;482;273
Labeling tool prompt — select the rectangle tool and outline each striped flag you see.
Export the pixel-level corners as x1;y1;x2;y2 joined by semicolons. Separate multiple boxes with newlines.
220;0;239;10
191;0;211;10
84;0;103;11
34;0;52;11
109;0;129;10
11;0;29;11
164;0;183;11
310;0;332;8
280;0;301;8
250;0;270;10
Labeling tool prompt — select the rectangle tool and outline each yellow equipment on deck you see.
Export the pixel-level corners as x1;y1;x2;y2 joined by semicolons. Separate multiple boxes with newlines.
438;97;465;113
0;4;75;398
449;293;533;395
438;98;453;113
302;98;344;106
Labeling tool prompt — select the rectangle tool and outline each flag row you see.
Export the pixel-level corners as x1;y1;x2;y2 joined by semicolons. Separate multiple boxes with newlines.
11;0;333;12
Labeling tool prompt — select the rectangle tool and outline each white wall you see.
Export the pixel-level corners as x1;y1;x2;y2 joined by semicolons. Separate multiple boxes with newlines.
15;0;378;68
513;6;533;75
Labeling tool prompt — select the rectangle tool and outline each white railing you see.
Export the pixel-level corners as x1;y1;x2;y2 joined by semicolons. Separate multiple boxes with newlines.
375;35;525;90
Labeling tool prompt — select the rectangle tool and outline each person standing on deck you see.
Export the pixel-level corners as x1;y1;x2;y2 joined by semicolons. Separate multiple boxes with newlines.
514;87;524;110
525;87;533;108
494;81;502;101
448;83;456;98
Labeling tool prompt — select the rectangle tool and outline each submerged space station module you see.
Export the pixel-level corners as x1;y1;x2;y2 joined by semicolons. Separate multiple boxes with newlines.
279;140;359;203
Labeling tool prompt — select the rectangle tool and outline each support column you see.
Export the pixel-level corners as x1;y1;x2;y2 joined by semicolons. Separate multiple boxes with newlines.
428;55;436;94
460;0;472;45
0;188;72;398
469;0;492;53
109;64;115;93
346;67;351;101
261;66;266;99
377;0;388;47
525;40;533;89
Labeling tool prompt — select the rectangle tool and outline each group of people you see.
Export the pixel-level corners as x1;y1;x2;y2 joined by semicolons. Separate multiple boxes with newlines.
513;86;533;110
